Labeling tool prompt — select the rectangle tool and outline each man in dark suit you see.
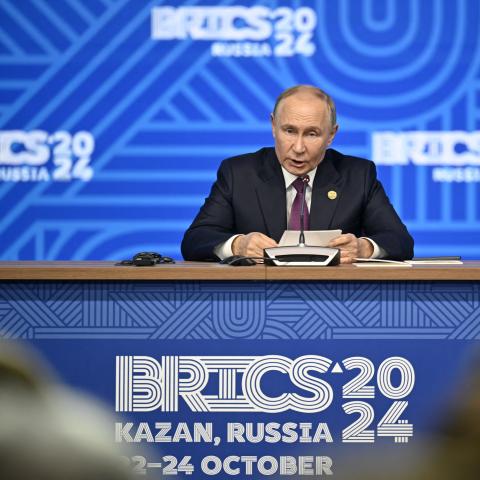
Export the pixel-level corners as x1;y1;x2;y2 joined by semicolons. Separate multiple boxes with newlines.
182;85;413;262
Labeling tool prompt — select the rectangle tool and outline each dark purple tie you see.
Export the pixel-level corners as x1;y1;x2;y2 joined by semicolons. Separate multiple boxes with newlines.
289;176;310;230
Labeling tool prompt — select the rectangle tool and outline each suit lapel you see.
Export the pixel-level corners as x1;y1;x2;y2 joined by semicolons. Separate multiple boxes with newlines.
310;150;343;230
255;150;287;241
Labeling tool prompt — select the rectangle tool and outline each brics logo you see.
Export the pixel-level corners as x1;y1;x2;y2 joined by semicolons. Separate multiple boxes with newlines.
0;130;95;183
151;6;317;58
116;355;334;414
372;131;480;183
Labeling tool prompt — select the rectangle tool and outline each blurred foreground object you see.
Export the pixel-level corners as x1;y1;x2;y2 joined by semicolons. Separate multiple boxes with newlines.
420;353;480;480
0;340;137;480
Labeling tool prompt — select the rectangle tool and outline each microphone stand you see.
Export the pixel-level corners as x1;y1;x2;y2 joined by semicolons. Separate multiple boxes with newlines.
298;175;309;247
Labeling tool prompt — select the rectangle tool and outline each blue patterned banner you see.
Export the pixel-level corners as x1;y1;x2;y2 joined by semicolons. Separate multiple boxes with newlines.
1;278;479;478
1;280;479;340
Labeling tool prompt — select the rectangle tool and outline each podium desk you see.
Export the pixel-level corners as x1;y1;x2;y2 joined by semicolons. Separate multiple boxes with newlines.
0;261;479;340
1;261;480;478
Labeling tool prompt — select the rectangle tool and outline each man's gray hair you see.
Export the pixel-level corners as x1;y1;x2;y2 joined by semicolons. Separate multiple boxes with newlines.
272;85;337;128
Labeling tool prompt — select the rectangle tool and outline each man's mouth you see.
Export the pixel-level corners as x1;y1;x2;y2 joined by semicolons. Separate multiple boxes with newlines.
289;158;305;166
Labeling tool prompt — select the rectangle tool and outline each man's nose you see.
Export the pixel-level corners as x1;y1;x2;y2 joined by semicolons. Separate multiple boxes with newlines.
292;135;305;154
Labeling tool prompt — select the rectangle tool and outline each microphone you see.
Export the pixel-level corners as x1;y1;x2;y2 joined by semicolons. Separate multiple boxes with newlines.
298;175;310;247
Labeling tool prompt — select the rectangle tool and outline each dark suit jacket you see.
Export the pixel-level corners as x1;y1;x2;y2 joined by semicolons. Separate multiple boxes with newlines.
181;147;414;260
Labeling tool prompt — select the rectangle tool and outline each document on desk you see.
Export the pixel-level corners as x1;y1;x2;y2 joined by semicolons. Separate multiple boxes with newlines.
405;258;463;265
353;258;412;267
279;229;342;246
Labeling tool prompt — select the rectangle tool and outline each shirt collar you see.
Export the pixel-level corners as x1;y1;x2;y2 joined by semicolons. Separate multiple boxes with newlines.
281;166;318;189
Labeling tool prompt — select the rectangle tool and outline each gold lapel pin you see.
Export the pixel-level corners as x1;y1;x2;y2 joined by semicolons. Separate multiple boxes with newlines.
327;190;337;200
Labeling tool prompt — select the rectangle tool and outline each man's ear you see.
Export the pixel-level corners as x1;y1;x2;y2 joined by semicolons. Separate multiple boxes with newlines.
328;124;339;145
270;113;276;138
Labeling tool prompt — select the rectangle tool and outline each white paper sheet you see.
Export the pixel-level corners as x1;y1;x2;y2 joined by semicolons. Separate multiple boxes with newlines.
279;230;342;246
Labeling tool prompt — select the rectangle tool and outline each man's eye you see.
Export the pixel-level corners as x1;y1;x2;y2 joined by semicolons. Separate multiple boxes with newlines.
308;131;319;137
285;128;294;134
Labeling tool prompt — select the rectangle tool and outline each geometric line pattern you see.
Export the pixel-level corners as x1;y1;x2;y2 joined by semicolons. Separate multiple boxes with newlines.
0;280;478;340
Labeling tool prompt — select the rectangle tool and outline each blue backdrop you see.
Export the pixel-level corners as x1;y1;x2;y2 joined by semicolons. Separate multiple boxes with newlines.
1;0;479;260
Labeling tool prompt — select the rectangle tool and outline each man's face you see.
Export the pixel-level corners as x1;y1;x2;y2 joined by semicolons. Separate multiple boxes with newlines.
271;92;338;176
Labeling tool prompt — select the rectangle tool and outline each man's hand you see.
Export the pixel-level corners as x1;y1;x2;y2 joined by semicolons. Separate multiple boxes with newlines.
328;234;374;264
232;232;278;260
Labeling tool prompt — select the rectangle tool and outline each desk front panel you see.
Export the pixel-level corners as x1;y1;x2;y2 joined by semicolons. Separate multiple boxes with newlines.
1;279;479;478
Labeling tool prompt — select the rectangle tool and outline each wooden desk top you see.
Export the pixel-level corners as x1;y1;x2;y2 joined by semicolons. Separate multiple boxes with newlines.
0;261;480;281
0;261;264;281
